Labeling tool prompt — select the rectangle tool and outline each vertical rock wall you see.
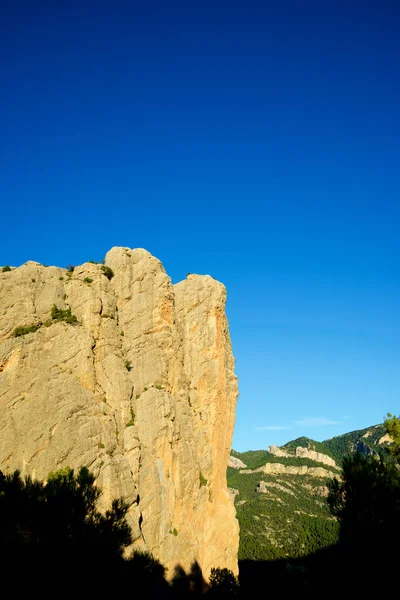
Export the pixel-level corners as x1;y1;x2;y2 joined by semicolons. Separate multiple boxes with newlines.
0;247;239;577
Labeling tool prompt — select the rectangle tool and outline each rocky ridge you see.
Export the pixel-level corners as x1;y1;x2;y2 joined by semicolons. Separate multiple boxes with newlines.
0;247;239;577
239;463;337;478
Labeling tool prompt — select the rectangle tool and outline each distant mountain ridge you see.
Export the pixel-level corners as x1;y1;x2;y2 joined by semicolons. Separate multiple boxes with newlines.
282;423;388;463
228;422;391;561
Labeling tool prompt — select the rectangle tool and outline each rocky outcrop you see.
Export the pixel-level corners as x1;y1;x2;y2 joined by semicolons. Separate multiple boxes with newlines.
228;456;247;469
294;447;337;468
378;433;393;445
228;487;239;502
267;445;290;458
240;463;337;479
0;247;239;577
353;440;377;456
256;481;296;496
268;444;337;468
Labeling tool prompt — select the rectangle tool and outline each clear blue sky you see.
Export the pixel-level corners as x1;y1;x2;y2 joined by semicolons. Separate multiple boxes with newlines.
1;1;399;451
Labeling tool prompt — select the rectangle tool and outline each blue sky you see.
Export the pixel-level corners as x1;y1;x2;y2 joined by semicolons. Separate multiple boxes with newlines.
1;1;399;451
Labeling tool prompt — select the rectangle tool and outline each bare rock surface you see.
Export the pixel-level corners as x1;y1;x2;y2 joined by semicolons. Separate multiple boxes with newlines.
267;445;290;458
294;447;338;468
228;456;247;469
0;247;239;577
240;463;337;478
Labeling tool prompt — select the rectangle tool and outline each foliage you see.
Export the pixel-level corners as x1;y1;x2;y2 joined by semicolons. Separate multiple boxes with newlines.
124;360;132;372
101;265;114;280
2;265;11;272
327;449;400;547
13;323;41;337
126;409;135;427
228;466;339;561
323;414;400;591
0;466;132;566
83;277;93;284
199;472;208;487
13;305;78;336
384;413;400;459
50;304;78;325
207;568;240;597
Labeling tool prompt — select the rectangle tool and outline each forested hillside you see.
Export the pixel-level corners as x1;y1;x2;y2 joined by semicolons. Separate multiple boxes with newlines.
228;423;389;562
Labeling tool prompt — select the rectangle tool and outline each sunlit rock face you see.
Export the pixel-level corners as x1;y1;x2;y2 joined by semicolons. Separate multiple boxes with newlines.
0;247;239;577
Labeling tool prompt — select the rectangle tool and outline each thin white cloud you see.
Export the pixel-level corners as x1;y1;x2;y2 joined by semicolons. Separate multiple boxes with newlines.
294;417;342;427
256;425;291;431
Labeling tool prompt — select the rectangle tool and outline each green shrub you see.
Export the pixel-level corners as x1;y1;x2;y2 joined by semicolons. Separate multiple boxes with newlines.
50;304;78;325
169;528;178;536
101;265;114;280
59;276;64;280
124;360;132;372
83;277;93;284
66;264;75;272
66;271;72;277
126;409;135;428
99;443;105;449
2;265;11;272
13;323;41;337
155;384;162;390
208;568;240;595
199;472;208;487
120;330;124;336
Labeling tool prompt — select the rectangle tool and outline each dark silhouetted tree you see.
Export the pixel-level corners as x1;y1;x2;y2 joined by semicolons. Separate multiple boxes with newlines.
327;414;400;592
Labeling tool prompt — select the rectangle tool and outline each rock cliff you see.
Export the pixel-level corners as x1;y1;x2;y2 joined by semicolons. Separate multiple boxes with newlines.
228;456;247;469
240;463;337;478
0;247;239;577
294;447;337;468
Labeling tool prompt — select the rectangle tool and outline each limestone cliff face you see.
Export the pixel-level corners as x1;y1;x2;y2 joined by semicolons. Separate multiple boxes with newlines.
0;247;239;577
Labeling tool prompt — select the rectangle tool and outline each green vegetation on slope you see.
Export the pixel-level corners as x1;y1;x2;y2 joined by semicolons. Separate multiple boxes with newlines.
228;421;390;564
227;467;338;561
